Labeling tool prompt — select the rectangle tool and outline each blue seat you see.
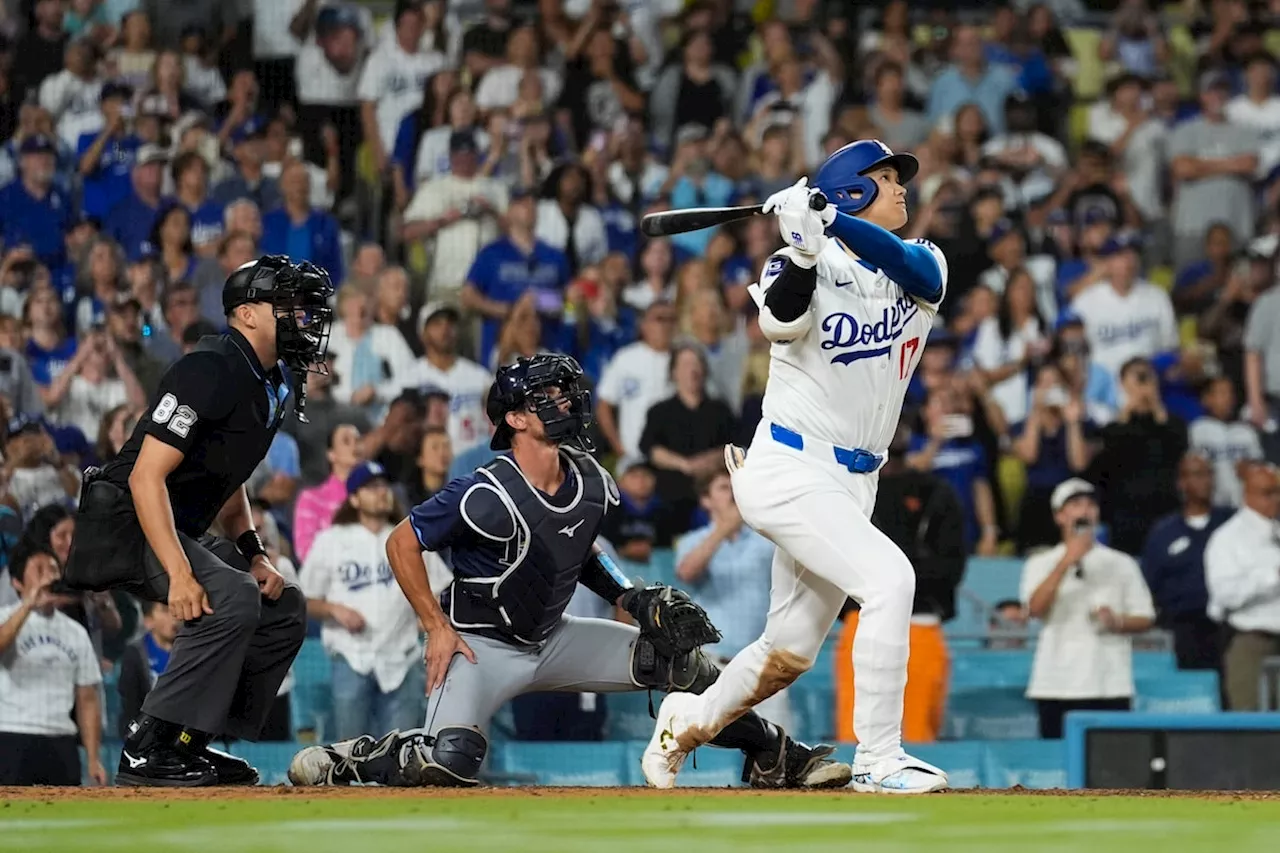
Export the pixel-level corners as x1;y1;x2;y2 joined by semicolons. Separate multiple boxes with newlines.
291;638;333;740
981;739;1069;789
497;741;630;786
1135;670;1220;713
787;681;834;743
604;690;662;741
944;687;1039;740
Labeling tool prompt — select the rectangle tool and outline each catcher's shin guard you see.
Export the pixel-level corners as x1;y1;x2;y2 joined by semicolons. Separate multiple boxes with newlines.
745;731;852;790
398;726;488;787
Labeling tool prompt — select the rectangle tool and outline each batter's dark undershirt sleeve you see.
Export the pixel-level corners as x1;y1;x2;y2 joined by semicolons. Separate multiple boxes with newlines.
763;257;818;322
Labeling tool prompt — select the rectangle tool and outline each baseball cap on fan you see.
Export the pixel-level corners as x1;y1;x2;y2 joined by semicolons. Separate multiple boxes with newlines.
136;143;170;167
418;300;461;329
1050;478;1095;512
346;461;389;494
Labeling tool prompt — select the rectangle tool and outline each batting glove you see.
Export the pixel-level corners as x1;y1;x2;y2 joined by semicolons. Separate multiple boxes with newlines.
762;177;836;266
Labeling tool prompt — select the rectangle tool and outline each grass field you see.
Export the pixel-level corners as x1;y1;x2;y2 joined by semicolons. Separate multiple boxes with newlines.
3;788;1280;853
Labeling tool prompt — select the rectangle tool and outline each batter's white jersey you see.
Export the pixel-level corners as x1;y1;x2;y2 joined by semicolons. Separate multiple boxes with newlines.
750;239;948;456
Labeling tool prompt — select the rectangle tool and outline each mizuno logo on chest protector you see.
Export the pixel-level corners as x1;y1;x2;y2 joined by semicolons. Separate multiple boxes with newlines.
558;519;586;538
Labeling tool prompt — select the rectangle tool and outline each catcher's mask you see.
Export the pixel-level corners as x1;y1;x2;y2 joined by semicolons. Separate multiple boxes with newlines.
487;352;593;451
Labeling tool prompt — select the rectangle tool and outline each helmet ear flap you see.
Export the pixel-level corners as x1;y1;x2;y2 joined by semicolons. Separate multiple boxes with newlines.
831;175;879;215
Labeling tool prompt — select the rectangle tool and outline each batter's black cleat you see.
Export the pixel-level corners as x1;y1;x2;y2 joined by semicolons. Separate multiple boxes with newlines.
745;732;852;790
177;730;260;786
116;744;217;787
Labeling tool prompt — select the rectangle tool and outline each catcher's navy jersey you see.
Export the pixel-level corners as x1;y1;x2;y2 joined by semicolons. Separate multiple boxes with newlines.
409;449;617;644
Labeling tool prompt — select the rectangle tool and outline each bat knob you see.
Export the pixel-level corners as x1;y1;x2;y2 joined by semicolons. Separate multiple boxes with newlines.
809;191;829;211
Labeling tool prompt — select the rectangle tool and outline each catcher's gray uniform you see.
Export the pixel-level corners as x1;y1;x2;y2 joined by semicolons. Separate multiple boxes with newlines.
289;449;849;789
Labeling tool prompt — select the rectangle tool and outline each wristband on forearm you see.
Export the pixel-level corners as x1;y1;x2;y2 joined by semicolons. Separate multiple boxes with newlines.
236;529;267;561
580;549;633;605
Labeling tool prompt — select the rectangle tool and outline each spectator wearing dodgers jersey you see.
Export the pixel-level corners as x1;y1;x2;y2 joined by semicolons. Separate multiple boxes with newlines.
1189;376;1264;508
357;0;446;177
597;300;676;462
400;302;493;458
301;461;424;740
1069;234;1178;385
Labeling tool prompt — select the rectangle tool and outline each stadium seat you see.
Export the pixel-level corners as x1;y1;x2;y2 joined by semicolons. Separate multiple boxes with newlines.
291;638;334;741
1149;265;1174;291
497;742;631;787
981;739;1069;788
604;690;664;741
996;454;1027;532
1134;670;1221;713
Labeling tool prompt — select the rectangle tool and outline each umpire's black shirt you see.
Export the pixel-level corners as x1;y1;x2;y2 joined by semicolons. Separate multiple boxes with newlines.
102;329;295;537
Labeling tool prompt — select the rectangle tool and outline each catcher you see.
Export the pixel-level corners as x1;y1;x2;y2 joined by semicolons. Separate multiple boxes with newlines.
289;353;849;789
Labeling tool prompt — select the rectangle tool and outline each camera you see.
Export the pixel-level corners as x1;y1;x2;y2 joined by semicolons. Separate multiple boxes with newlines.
47;579;75;596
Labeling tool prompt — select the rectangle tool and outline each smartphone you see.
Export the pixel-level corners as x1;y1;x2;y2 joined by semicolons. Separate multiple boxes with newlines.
589;130;608;153
1041;386;1069;408
532;288;564;315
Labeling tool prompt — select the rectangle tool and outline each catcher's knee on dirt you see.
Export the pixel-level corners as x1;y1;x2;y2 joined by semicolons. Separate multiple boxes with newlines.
403;726;488;787
630;635;719;694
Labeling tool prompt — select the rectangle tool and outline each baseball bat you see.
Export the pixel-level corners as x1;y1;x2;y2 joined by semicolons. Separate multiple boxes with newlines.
640;191;829;238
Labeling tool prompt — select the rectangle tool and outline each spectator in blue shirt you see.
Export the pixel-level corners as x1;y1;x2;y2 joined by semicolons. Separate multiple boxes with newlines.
150;204;198;287
169;151;224;256
1172;222;1233;317
1012;363;1095;552
668;126;734;258
75;81;138;222
926;25;1020;135
1140;452;1232;671
674;468;774;662
105;143;168;261
460;185;571;365
0;134;73;275
908;383;1001;555
261;161;344;283
21;280;78;397
211;125;282;213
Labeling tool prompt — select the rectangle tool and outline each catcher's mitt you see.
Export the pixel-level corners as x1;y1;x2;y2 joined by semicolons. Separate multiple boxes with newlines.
620;584;722;658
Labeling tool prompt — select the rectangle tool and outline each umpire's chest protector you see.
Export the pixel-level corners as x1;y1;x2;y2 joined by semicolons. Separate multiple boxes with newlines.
450;448;616;644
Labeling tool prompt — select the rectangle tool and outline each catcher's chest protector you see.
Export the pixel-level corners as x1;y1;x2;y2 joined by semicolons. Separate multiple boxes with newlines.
451;449;609;644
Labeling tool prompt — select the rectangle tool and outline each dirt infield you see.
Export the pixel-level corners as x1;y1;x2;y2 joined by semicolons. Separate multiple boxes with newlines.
3;786;1278;802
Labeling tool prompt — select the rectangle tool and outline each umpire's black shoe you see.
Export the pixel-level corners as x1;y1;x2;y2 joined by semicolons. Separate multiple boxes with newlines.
178;731;260;786
116;745;218;787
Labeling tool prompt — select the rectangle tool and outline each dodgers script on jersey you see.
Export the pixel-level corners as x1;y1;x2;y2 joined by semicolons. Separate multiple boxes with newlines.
749;240;948;455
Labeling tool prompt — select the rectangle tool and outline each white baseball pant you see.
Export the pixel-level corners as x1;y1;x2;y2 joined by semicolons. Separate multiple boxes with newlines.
678;424;916;763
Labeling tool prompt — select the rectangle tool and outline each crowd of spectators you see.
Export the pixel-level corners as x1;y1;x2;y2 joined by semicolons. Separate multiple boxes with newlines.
6;0;1280;784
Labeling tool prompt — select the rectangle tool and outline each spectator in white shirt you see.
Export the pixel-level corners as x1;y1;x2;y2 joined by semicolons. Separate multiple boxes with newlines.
1205;462;1280;710
44;328;147;441
357;0;446;176
596;300;675;461
475;24;561;115
1070;234;1178;383
295;3;369;199
1225;54;1280;143
40;39;104;151
982;93;1069;208
978;219;1059;324
1189;376;1264;508
1021;478;1156;738
401;130;508;304
401;301;492;457
301;462;423;740
1087;72;1167;222
325;285;418;413
536;161;608;277
0;541;106;786
972;266;1049;425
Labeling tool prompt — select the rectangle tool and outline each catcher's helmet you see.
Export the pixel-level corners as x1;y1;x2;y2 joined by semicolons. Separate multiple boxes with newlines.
222;255;336;372
813;139;919;217
486;353;592;451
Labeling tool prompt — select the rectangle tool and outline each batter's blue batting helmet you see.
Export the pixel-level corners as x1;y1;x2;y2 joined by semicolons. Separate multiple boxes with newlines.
813;139;919;217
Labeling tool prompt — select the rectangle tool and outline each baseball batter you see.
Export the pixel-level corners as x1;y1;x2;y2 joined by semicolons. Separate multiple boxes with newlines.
643;140;951;794
288;353;849;790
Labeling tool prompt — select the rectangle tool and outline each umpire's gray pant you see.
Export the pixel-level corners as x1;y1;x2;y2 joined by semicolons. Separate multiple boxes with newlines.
426;617;639;737
134;533;307;740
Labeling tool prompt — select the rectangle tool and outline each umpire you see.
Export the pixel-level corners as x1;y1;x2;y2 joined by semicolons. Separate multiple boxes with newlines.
64;255;335;787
